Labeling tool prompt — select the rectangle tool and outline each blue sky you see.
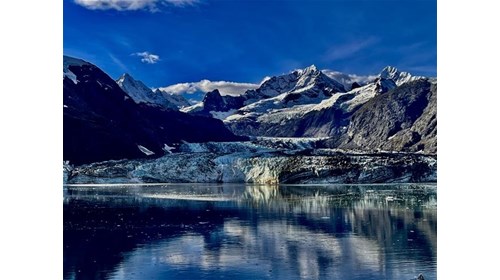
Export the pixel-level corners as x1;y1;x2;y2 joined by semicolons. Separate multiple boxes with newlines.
64;0;437;89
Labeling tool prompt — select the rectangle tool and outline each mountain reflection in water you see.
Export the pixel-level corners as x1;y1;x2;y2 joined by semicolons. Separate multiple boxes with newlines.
64;184;436;280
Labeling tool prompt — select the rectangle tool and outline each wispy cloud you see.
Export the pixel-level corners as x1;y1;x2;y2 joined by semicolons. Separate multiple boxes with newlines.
133;51;160;64
74;0;199;12
158;79;263;96
108;53;129;73
323;37;380;62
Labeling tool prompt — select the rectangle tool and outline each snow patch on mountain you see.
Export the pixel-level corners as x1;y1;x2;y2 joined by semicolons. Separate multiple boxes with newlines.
180;102;203;113
225;85;362;126
339;83;378;112
211;109;237;120
64;70;78;84
63;56;90;84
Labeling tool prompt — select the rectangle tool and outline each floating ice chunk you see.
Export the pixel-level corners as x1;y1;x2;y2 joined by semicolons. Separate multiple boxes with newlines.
162;143;175;154
137;145;155;156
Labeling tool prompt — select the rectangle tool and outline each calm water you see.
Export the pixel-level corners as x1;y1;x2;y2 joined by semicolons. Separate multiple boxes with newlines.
64;183;437;280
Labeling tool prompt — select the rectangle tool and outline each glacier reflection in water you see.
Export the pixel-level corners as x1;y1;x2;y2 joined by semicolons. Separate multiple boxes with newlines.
64;183;436;280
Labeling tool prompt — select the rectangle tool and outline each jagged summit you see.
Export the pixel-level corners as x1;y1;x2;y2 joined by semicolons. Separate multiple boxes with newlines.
117;73;134;82
379;66;399;79
248;64;346;100
202;89;224;111
116;72;191;110
378;66;422;86
203;89;222;102
295;64;318;75
116;72;164;106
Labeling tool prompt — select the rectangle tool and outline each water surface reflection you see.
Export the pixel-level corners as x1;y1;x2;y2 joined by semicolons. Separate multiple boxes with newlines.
64;184;436;280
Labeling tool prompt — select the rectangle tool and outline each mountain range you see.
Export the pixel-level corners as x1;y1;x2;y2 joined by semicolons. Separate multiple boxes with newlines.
63;55;436;169
63;56;244;165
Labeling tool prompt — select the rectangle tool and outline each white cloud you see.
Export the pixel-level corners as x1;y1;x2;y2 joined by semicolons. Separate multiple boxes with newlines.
159;82;198;95
74;0;199;11
158;79;260;96
133;51;160;64
322;69;377;87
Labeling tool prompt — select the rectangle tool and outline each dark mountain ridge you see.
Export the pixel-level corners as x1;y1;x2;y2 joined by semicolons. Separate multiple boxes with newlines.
63;56;245;165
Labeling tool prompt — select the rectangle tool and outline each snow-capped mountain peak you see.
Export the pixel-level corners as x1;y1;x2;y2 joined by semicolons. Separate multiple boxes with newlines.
247;65;346;102
379;66;399;79
294;65;323;89
379;66;422;86
117;73;145;90
116;73;134;84
116;73;191;110
295;64;318;75
116;73;161;105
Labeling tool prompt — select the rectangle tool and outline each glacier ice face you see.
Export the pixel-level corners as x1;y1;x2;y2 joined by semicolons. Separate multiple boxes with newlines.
65;141;437;185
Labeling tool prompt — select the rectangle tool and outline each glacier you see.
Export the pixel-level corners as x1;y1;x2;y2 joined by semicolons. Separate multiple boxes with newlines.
64;139;436;185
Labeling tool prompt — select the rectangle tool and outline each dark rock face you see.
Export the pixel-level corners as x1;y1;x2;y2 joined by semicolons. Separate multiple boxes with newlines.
295;93;355;138
63;57;245;165
374;77;397;94
351;82;361;90
201;89;245;113
341;80;436;153
202;89;225;111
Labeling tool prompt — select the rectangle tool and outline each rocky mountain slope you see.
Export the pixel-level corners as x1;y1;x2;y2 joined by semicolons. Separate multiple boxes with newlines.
63;55;245;165
340;79;437;153
217;65;433;154
116;73;190;109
